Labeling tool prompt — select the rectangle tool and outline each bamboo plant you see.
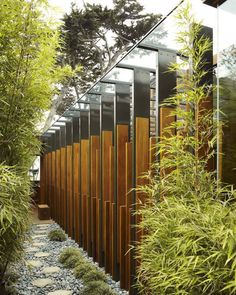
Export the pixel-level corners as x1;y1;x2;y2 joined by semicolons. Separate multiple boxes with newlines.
136;2;236;294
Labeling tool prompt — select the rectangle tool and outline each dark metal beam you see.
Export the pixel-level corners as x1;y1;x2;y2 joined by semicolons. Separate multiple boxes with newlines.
203;0;226;7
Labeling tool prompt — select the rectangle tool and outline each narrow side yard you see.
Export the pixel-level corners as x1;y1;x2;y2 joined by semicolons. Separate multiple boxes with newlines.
14;222;127;295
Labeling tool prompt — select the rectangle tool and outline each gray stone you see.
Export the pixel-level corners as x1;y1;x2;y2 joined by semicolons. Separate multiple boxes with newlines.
42;266;60;274
34;252;50;258
26;247;39;252
34;230;47;234
32;278;53;287
26;260;42;268
32;235;46;239
33;242;46;247
48;291;72;295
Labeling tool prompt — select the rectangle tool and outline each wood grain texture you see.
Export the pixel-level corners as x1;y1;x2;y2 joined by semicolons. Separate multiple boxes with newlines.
66;145;73;237
159;107;175;138
116;125;129;264
55;149;61;224
95;149;101;263
125;142;132;291
51;151;56;220
120;205;127;290
47;153;52;208
73;143;80;242
90;137;100;260
81;139;89;250
91;197;97;260
102;131;113;255
105;201;111;273
40;155;46;204
159;107;175;176
60;147;66;230
89;136;100;256
136;117;149;242
91;136;100;198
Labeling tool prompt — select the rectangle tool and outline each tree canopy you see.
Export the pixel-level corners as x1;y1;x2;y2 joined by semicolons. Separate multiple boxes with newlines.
56;0;162;104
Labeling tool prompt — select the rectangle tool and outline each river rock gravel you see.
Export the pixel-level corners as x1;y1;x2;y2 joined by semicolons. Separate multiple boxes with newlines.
14;223;128;295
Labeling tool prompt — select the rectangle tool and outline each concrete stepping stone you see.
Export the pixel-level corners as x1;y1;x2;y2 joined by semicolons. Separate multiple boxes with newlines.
34;252;50;258
32;235;46;239
33;242;46;247
32;278;53;287
48;291;72;295
42;266;60;274
34;230;47;234
26;247;39;252
36;224;50;227
26;260;42;268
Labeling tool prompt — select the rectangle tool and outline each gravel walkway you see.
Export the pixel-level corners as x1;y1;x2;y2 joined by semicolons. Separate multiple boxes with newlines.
14;223;128;295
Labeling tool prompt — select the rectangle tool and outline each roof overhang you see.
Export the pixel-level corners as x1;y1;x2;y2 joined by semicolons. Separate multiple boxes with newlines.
203;0;227;7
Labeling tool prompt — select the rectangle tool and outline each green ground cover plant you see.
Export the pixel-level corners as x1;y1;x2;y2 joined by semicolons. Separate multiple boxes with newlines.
73;262;95;279
58;247;82;264
48;229;67;242
82;268;107;284
136;2;236;294
81;281;117;295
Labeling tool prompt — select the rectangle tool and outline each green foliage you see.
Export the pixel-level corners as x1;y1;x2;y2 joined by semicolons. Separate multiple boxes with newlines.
82;268;107;284
136;2;236;294
73;262;95;279
0;166;31;282
0;0;61;167
58;247;82;264
63;254;83;269
81;280;117;295
0;0;63;290
47;229;67;242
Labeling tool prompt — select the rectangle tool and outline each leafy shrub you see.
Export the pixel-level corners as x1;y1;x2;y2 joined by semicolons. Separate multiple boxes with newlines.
74;262;95;279
47;229;66;242
81;281;117;295
136;2;236;294
0;166;31;287
58;247;81;264
82;268;107;284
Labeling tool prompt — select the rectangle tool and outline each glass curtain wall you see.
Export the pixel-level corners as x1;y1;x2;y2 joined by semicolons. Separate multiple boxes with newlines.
218;0;236;186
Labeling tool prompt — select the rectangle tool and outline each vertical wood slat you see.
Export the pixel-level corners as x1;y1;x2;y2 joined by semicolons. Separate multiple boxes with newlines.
109;146;115;277
95;149;101;264
61;147;66;230
47;153;52;209
120;205;127;289
102;131;113;265
44;154;48;205
73;143;80;242
66;146;73;237
56;149;61;224
159;107;175;176
135;117;149;242
51;151;56;220
117;125;129;263
81;139;89;250
91;140;99;258
105;201;111;273
89;136;99;256
159;107;175;138
40;155;46;204
125;142;132;291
